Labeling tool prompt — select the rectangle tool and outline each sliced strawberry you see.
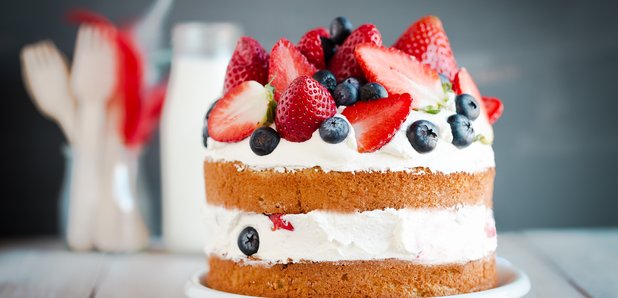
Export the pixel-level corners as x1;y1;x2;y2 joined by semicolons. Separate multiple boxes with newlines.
223;37;269;94
393;16;458;80
342;93;412;153
355;45;444;109
481;96;504;124
208;81;274;142
275;76;336;142
268;38;317;101
328;24;382;83
298;27;329;69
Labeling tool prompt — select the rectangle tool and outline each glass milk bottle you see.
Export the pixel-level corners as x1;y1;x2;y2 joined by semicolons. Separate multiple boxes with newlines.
161;22;242;252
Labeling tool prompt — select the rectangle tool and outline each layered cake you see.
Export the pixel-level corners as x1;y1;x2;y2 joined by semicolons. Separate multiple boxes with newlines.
201;16;504;297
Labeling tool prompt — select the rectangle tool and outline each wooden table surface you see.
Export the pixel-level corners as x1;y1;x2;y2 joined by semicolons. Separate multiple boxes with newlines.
1;229;616;298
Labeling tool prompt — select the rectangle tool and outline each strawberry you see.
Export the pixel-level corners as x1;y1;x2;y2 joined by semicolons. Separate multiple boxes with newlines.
481;96;504;124
453;68;497;139
342;93;412;153
328;24;382;83
223;37;269;94
393;16;458;80
355;44;444;109
275;76;336;142
298;27;329;69
269;38;317;101
267;214;294;231
208;81;275;142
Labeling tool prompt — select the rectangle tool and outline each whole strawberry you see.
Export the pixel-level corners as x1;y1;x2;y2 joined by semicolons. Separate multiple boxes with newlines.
393;16;458;80
298;27;330;69
328;24;382;83
223;37;269;93
275;76;337;142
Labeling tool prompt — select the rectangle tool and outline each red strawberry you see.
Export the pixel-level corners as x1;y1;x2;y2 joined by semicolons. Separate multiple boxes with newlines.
393;16;458;80
298;27;329;69
355;44;444;109
342;93;412;153
275;76;336;142
269;38;317;101
328;24;382;83
208;81;274;142
453;68;499;132
267;214;294;231
481;96;504;124
223;37;269;94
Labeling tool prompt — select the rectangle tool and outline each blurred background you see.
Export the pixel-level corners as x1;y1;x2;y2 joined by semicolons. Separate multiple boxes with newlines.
2;0;617;238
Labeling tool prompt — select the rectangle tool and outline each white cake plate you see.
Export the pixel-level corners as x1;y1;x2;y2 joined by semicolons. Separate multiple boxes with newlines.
185;256;530;298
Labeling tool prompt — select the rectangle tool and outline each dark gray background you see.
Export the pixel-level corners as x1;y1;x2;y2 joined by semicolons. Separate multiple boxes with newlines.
2;0;617;236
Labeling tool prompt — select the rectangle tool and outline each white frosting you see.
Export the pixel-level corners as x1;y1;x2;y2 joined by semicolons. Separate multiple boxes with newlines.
204;92;495;174
204;204;497;265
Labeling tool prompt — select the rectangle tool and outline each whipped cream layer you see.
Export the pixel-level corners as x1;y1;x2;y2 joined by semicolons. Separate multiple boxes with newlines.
205;92;495;174
204;204;497;265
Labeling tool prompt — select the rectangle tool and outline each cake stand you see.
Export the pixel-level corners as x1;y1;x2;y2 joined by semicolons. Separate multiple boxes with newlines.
185;257;530;298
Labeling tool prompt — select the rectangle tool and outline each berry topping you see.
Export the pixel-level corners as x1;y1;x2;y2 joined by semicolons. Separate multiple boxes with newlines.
355;45;444;109
298;27;330;69
343;77;360;89
393;16;458;80
407;120;439;153
447;114;475;148
329;24;383;83
223;37;269;94
359;82;388;101
207;81;274;142
453;68;482;104
333;81;359;106
329;16;353;45
319;117;350;144
275;76;337;142
267;214;294;231
250;126;280;156
237;227;259;256
481;96;504;124
312;69;337;93
269;38;317;101
455;93;480;120
342;93;412;153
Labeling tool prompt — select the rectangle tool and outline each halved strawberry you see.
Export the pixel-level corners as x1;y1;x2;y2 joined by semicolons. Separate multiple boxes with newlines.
298;27;329;69
393;16;458;80
355;44;444;109
275;76;336;142
328;24;382;83
481;96;504;124
208;81;275;142
342;93;412;153
269;38;317;101
223;37;269;94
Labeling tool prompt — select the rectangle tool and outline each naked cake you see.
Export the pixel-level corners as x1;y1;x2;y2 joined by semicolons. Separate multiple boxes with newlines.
201;15;505;297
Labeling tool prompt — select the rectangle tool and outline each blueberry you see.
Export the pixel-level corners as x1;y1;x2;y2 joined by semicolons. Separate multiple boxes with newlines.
359;82;388;101
250;127;280;156
320;37;336;63
330;16;353;45
455;94;480;120
342;77;360;89
447;114;475;148
333;82;359;106
319;117;350;144
407;120;439;153
202;99;220;148
237;227;259;256
313;70;337;93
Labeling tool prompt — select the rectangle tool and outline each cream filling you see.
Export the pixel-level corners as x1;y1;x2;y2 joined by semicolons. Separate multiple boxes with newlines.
204;204;497;265
204;91;495;174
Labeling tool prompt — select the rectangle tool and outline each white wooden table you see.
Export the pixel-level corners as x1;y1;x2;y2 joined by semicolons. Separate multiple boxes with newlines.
1;229;616;297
